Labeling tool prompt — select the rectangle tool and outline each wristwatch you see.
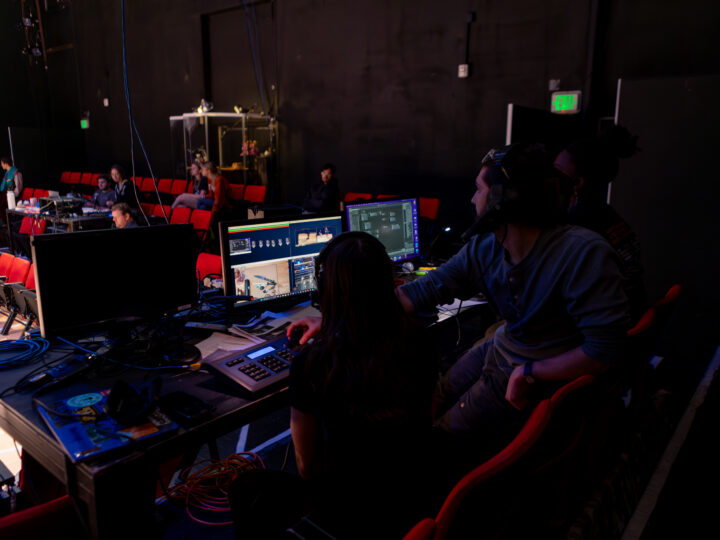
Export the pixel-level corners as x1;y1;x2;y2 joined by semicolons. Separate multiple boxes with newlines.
523;362;535;384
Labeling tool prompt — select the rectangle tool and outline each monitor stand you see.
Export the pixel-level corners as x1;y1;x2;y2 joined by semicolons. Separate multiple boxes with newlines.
104;318;202;367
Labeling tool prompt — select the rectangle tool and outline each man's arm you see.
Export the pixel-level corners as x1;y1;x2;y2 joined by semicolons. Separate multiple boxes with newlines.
505;346;608;410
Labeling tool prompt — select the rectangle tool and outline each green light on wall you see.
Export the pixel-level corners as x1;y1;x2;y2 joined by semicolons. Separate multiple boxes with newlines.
550;91;581;114
80;118;90;129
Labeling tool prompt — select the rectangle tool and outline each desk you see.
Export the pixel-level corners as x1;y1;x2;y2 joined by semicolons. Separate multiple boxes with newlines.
7;208;113;233
5;208;113;256
0;297;492;538
0;343;288;539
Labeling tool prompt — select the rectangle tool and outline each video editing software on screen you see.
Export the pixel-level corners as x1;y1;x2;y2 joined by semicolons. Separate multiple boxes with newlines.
346;198;420;262
224;215;343;304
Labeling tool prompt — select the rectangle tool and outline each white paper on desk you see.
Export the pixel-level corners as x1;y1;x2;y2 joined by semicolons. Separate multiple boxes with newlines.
228;303;320;340
195;331;261;360
438;296;486;311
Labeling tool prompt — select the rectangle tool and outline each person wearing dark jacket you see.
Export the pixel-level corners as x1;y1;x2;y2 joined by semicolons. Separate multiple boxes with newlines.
302;163;340;213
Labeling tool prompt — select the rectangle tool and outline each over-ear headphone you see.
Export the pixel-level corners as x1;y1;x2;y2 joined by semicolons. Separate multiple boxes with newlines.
481;145;519;215
462;143;570;242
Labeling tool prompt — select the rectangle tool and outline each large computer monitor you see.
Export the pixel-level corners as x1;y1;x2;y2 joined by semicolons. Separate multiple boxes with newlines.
219;213;344;308
345;197;420;263
31;224;198;338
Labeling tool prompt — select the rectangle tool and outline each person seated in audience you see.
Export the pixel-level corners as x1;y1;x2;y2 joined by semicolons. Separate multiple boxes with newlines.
89;174;117;209
230;232;438;539
302;162;340;213
197;161;234;218
111;202;137;228
554;125;647;322
171;160;208;209
0;156;23;199
389;143;631;471
110;164;138;208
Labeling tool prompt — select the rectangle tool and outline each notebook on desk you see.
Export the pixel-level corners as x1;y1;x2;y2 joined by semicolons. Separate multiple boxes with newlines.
35;388;178;463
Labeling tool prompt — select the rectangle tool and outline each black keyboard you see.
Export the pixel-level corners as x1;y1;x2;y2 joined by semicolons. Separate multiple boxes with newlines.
209;335;301;393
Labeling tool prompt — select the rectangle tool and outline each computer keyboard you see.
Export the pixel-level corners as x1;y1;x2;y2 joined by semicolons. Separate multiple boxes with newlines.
209;334;302;393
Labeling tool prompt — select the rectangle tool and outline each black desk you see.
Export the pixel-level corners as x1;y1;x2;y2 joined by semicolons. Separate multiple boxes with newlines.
0;297;493;538
0;343;288;539
5;208;113;256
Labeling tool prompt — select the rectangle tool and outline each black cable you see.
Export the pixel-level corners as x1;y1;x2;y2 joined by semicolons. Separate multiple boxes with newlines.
242;0;267;113
120;0;166;224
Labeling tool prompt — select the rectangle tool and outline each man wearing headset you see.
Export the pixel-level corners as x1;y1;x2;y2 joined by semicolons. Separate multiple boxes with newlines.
396;143;631;461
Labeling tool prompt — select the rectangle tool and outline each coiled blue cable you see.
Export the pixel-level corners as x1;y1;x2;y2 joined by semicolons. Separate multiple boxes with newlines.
0;336;50;369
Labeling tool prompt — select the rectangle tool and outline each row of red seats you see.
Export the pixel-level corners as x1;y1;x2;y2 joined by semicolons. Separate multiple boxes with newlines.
0;251;36;334
60;171;268;203
139;205;213;241
61;171;196;195
18;188;50;201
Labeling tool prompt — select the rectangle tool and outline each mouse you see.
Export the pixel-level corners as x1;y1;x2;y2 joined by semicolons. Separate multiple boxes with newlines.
288;326;304;348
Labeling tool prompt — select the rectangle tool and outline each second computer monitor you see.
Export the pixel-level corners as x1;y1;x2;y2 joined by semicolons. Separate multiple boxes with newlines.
345;197;420;263
219;213;344;308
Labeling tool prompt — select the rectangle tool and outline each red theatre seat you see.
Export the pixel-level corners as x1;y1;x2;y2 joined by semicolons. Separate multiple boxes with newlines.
243;185;266;203
196;252;222;282
157;178;173;193
169;207;192;224
170;180;188;195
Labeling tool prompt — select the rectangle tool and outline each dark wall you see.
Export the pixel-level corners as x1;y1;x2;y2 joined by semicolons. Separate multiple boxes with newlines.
22;0;591;231
2;0;719;233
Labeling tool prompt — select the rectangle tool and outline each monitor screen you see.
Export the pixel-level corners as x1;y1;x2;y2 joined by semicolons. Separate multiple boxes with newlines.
31;224;198;338
345;197;420;262
219;213;344;307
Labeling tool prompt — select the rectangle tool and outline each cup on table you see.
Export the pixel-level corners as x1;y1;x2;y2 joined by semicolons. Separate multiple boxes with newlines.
29;197;37;207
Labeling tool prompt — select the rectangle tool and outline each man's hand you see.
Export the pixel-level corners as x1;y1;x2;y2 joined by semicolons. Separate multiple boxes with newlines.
505;365;531;410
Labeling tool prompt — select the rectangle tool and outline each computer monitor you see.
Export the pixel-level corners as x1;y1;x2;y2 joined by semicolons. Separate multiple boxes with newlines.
219;213;344;308
345;197;420;263
31;224;198;338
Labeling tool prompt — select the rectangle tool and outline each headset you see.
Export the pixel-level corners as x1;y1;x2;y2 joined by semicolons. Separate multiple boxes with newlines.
462;143;572;242
312;231;385;307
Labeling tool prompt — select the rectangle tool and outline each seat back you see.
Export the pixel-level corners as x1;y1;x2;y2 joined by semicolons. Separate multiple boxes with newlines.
169;207;192;224
21;187;34;200
190;209;213;241
157;178;173;193
0;252;15;277
343;192;373;202
170;179;188;195
229;184;245;201
419;197;440;220
25;263;36;289
152;204;171;218
0;494;83;538
6;256;31;284
80;172;94;186
196;252;222;281
69;172;82;184
140;177;156;193
243;184;266;203
60;171;72;184
404;375;596;540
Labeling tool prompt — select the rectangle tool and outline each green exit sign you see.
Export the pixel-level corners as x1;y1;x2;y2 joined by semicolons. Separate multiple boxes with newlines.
80;118;90;129
550;91;581;114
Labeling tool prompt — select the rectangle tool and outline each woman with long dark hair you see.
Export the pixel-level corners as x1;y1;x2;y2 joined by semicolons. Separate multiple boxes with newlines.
230;231;438;539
